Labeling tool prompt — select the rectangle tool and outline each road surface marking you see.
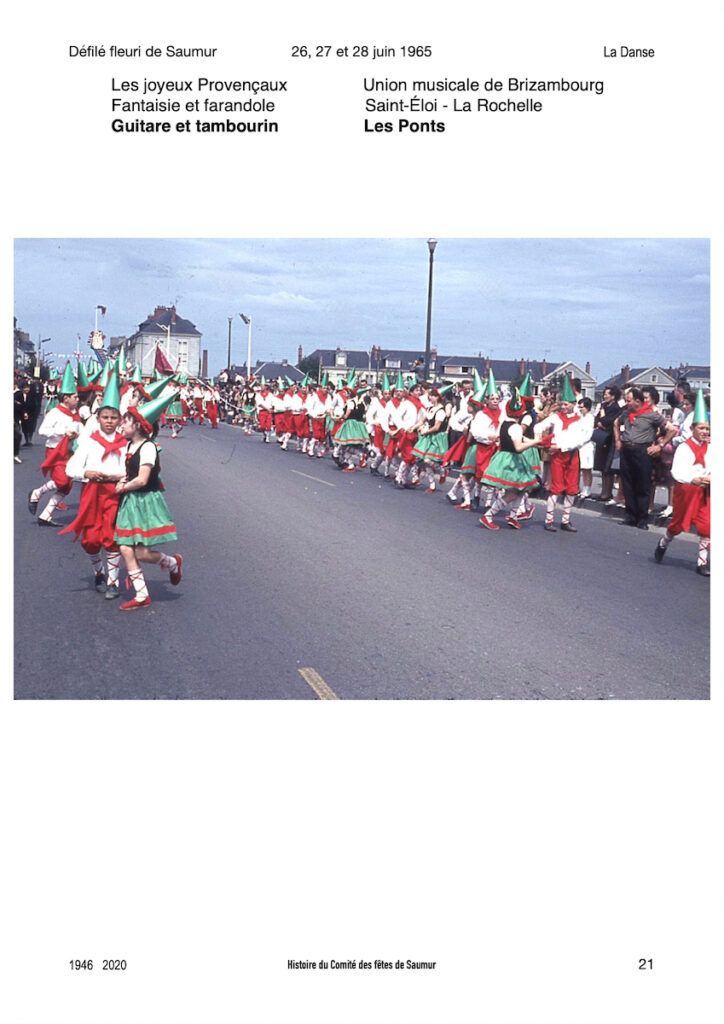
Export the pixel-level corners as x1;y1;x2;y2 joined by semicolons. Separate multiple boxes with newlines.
298;668;339;700
291;470;335;488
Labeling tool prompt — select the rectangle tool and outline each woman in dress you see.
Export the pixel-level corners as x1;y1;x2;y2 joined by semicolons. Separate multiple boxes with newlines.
113;392;183;611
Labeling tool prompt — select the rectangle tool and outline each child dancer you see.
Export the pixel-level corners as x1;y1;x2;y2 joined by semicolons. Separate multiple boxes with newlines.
113;392;184;611
60;367;126;597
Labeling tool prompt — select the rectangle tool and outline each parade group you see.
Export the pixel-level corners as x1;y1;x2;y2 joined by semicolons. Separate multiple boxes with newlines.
14;356;712;611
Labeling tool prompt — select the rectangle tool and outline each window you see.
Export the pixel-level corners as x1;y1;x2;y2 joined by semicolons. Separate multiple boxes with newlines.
335;352;347;367
385;359;400;369
651;373;658;383
177;338;188;370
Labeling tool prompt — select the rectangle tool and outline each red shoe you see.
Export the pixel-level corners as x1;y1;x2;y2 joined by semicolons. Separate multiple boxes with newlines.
479;515;500;530
516;507;535;521
170;554;183;586
424;486;436;493
120;596;152;611
506;515;522;530
342;465;356;472
56;501;68;511
456;502;472;511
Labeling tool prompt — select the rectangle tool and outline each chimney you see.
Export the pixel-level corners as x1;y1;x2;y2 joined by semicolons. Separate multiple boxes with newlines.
622;364;631;383
485;356;491;373
171;305;177;325
542;358;548;377
281;358;288;366
298;344;303;364
519;358;525;377
201;349;208;379
585;361;591;375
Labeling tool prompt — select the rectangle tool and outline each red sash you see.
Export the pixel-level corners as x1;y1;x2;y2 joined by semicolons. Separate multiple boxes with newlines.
90;431;126;460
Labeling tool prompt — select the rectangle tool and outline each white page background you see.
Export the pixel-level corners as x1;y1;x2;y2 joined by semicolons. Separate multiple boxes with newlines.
2;2;722;1022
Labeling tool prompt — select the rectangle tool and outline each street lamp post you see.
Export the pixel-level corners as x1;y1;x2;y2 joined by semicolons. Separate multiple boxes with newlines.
240;313;252;379
227;317;233;372
423;238;437;381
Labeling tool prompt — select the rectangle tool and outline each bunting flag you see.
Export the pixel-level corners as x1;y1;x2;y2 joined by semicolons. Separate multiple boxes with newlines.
154;342;174;374
240;313;251;325
96;305;107;316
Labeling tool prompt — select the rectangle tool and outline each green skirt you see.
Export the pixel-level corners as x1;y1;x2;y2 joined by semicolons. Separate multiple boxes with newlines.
114;491;178;547
166;399;184;419
460;442;479;476
412;431;449;462
335;420;370;446
480;450;541;491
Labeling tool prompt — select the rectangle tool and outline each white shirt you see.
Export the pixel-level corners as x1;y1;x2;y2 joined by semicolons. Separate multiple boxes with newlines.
449;393;473;432
535;411;593;452
671;438;710;484
66;429;126;481
38;405;80;448
470;407;505;446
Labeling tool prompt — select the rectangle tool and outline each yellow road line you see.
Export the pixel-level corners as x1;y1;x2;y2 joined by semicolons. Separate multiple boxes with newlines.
298;667;339;700
290;470;336;487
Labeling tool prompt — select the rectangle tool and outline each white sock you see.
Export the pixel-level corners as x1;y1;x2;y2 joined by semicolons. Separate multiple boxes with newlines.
106;551;121;585
698;538;710;566
158;553;177;572
129;569;149;601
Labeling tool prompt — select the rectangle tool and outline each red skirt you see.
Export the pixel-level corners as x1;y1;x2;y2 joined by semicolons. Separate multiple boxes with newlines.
311;417;326;441
371;424;385;452
669;483;710;537
444;434;471;467
397;430;418;464
59;482;120;550
258;409;272;431
475;443;497;480
275;411;290;434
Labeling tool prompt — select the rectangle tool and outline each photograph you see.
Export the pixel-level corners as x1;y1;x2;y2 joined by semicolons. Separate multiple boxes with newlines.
14;237;711;699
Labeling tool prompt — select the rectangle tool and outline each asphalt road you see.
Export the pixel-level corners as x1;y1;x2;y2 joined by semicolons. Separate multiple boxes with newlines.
14;424;709;699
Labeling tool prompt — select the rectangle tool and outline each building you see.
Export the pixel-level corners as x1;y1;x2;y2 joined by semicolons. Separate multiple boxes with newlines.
663;363;711;391
229;359;304;383
14;319;35;370
305;347;436;385
597;365;678;410
126;306;202;376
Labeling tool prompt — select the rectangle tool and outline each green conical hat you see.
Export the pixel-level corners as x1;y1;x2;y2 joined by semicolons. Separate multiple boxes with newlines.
174;371;189;386
59;362;77;395
301;373;310;385
519;371;533;397
87;365;103;384
144;376;174;400
48;367;60;381
321;371;329;387
116;344;127;374
97;360;113;389
85;360;96;376
470;382;487;405
507;387;523;412
438;383;454;396
560;374;576;402
346;369;357;386
692;389;708;425
395;370;405;391
382;372;391;391
135;389;180;430
486;368;498;396
130;364;143;384
99;362;121;411
260;374;267;386
76;360;90;389
473;368;485;393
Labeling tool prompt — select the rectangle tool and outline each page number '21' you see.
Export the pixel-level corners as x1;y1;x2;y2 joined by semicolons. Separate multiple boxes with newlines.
638;958;654;969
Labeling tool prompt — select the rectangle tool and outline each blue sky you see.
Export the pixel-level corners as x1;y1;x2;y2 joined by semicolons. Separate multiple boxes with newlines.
14;238;709;379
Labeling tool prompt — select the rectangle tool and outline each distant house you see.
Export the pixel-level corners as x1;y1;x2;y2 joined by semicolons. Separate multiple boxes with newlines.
126;305;201;376
597;366;677;408
230;359;304;383
664;364;711;391
14;321;35;370
305;347;435;384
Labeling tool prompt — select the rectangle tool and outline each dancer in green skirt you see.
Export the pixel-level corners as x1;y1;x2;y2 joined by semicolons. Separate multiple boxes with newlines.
114;391;184;611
